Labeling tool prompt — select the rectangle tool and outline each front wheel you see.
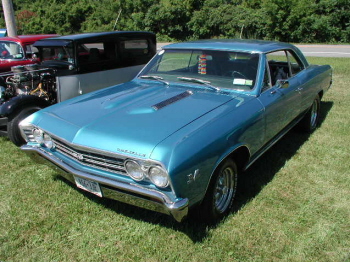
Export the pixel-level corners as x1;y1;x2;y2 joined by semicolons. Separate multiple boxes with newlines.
299;95;321;133
7;106;41;146
201;158;238;222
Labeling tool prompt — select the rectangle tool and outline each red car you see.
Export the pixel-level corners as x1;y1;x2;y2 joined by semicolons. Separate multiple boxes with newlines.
0;34;58;72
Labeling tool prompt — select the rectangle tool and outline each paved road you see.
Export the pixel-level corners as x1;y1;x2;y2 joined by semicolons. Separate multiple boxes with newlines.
157;43;350;58
296;44;350;57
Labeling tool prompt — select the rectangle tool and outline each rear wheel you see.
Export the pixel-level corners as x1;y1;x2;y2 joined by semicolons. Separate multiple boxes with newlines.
201;158;238;222
7;106;41;146
299;95;321;133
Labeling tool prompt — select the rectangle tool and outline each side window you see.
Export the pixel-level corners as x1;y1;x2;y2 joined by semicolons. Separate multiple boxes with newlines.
267;50;305;86
287;50;304;75
25;45;39;57
119;39;154;67
78;42;118;73
41;46;74;63
267;50;289;86
78;43;109;63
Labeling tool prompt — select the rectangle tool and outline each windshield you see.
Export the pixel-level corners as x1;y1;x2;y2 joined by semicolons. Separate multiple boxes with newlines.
0;41;24;60
139;49;259;91
41;45;74;64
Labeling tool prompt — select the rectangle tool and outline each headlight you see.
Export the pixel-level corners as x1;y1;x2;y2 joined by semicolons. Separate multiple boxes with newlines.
43;133;55;149
29;128;55;149
148;166;169;188
124;159;170;188
33;128;44;144
125;160;145;181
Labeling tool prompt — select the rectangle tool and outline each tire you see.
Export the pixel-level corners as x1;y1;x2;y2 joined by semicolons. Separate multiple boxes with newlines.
7;106;41;146
299;95;321;133
201;158;238;222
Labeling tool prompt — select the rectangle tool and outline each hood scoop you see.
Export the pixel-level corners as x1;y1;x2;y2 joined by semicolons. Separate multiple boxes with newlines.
152;90;193;110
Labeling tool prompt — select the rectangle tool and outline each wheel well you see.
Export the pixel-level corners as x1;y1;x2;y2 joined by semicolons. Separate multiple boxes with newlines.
7;103;42;121
227;146;250;171
1;95;50;120
318;90;324;100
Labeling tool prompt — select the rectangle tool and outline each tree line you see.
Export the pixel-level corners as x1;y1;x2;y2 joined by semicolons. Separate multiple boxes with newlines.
1;0;349;43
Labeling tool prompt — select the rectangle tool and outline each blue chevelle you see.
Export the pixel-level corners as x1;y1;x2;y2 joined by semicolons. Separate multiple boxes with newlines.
20;40;332;222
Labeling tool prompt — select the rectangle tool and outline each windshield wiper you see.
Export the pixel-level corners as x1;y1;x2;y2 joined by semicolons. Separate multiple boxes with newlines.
139;75;169;86
177;77;220;91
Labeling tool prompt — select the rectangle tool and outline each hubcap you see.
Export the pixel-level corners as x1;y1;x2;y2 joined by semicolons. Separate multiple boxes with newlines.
310;99;319;128
214;166;236;213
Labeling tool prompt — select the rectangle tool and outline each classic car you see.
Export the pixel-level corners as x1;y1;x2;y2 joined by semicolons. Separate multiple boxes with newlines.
0;34;58;72
20;39;332;222
0;31;156;145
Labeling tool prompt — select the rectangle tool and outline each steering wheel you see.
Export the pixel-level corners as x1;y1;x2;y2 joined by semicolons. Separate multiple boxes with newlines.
224;70;247;79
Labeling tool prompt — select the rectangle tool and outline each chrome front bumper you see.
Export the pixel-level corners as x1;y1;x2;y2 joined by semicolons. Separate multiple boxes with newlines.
21;145;189;222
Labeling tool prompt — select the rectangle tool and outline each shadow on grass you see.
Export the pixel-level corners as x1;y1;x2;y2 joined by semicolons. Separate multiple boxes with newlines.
54;101;333;243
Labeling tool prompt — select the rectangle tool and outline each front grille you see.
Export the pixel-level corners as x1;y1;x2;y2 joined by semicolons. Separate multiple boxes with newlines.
53;139;127;175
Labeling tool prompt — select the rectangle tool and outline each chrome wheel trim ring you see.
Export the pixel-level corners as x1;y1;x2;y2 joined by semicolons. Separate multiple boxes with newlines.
310;99;319;128
214;166;235;213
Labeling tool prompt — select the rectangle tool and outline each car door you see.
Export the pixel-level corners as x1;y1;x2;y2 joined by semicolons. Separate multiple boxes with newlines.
258;50;302;144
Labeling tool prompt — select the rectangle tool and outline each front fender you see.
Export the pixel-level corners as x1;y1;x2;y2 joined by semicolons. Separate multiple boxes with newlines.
150;97;264;207
0;95;51;117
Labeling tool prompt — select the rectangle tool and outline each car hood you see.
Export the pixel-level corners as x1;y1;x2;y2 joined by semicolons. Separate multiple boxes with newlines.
36;81;244;158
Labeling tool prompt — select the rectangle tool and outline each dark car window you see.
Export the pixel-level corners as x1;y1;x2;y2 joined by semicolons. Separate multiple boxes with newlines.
41;46;74;63
288;51;304;75
119;39;154;67
77;42;117;73
77;38;154;73
267;50;304;86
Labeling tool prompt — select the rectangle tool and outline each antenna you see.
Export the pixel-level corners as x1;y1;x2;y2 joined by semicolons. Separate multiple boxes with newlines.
113;9;122;31
240;25;244;39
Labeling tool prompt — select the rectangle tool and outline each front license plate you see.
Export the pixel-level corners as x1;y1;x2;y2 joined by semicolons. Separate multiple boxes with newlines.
74;176;102;197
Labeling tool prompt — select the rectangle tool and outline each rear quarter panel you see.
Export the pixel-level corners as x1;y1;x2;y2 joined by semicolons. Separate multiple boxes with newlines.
298;64;332;113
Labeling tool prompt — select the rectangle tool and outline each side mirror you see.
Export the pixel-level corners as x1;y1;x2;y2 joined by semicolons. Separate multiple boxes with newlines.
276;79;289;89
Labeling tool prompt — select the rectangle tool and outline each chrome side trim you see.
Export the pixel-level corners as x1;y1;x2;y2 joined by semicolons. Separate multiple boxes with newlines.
21;145;189;222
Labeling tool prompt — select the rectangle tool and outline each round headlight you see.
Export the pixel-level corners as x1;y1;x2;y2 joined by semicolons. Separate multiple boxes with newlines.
43;133;55;149
33;128;44;144
125;160;145;181
148;166;169;188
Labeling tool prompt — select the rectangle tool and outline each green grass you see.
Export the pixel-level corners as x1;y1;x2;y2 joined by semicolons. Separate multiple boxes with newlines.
1;57;349;262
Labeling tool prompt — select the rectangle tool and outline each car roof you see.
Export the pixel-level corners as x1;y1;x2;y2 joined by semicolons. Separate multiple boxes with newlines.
38;31;156;42
163;39;298;54
0;35;58;43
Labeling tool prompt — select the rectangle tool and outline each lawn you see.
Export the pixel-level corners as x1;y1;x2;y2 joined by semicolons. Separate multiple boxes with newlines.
0;57;349;262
